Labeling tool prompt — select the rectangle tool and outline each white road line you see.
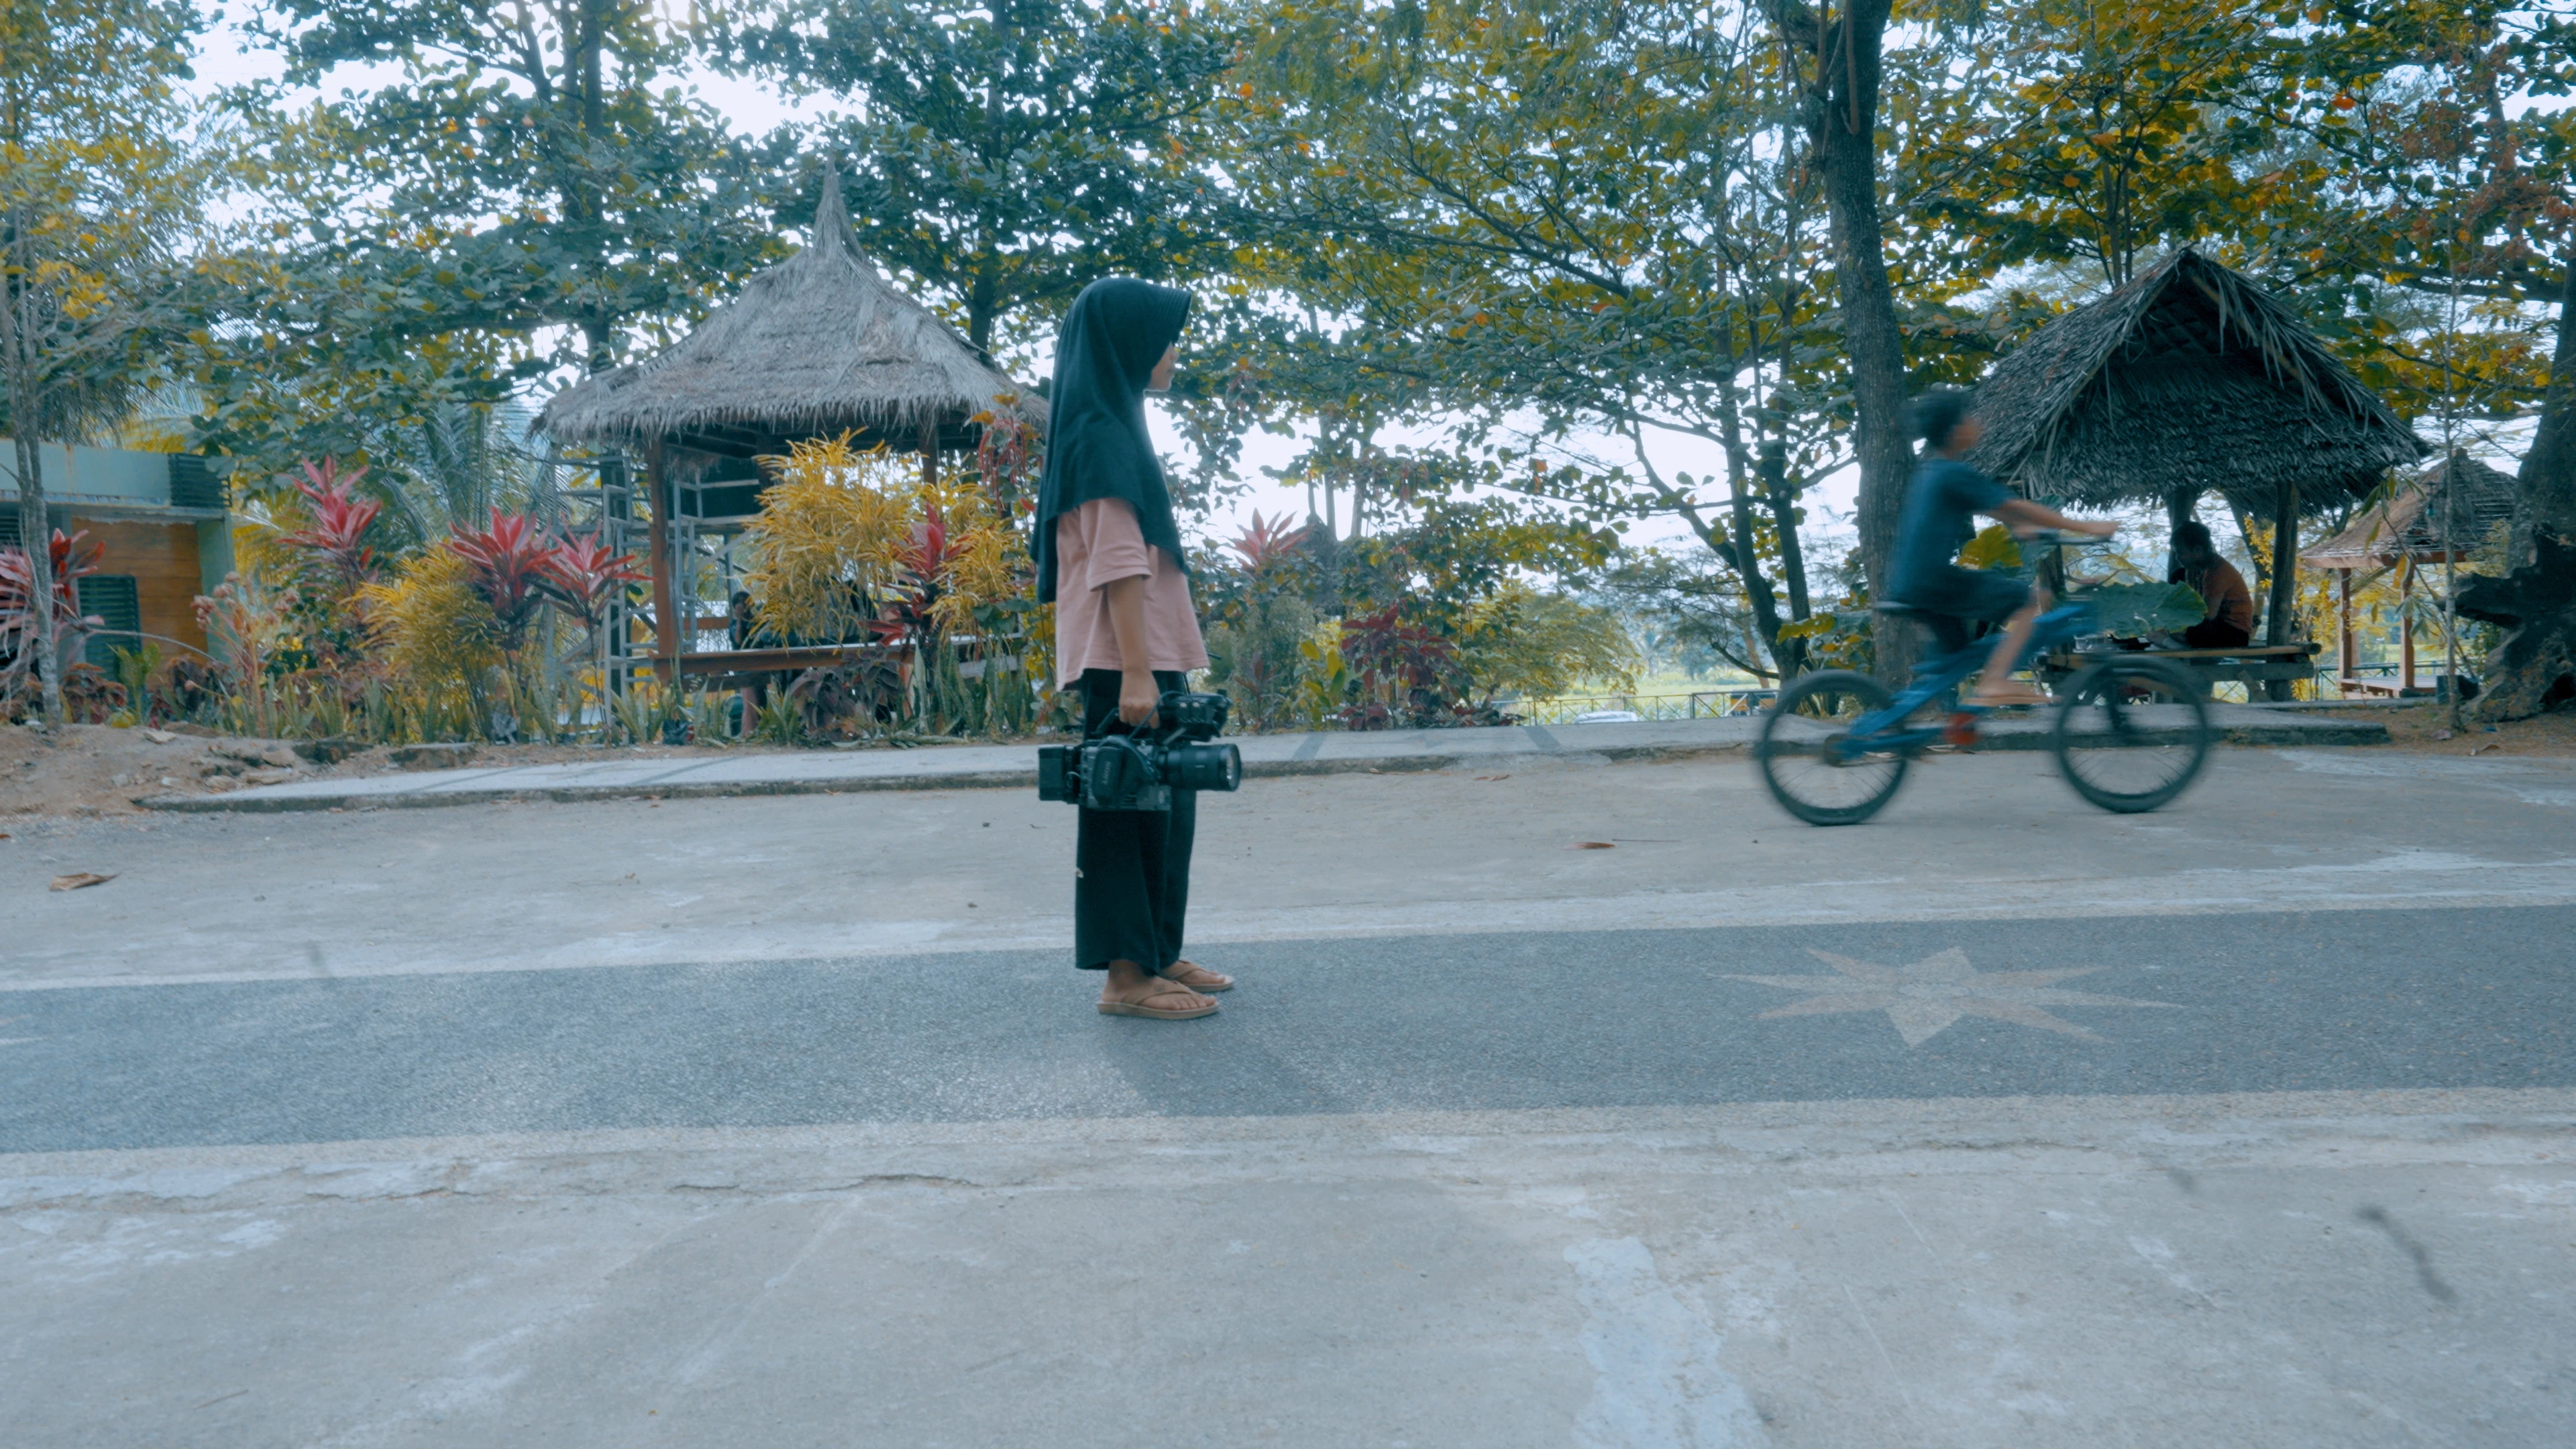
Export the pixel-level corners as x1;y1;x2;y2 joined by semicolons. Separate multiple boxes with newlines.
4;851;2571;993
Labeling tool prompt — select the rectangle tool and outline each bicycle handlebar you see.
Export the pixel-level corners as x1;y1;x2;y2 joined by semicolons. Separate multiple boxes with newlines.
2017;527;2115;549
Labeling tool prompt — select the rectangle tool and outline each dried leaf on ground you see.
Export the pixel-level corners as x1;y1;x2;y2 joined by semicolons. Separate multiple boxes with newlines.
1568;840;1616;850
49;872;115;891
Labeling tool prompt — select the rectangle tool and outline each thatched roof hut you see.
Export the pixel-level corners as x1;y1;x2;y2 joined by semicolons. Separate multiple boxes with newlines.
534;171;1047;683
2302;451;2518;571
1964;250;2423;514
536;170;1044;472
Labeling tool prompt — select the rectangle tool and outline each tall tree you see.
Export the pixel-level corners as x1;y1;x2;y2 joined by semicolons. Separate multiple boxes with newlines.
1895;0;2294;290
1219;0;1834;676
1768;0;1911;681
243;0;786;377
2265;3;2576;714
712;0;1236;358
0;0;208;727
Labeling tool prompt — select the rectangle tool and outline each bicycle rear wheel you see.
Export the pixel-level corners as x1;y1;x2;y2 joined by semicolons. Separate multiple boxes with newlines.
2051;657;2212;812
1757;669;1909;826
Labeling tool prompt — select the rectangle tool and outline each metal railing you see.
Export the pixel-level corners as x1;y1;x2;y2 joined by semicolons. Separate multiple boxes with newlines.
1514;688;1777;724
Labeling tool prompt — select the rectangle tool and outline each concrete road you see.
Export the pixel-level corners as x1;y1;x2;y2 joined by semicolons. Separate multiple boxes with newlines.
6;746;2576;1446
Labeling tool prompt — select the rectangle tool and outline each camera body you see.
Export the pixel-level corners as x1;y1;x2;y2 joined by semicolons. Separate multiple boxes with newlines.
1038;690;1242;812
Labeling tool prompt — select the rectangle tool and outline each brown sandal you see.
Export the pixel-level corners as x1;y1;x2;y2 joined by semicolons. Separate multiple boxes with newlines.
1163;960;1233;992
1097;983;1220;1020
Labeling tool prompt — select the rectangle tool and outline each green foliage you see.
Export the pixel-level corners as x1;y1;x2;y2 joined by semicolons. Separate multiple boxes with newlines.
1346;496;1620;634
1893;0;2304;288
1456;585;1639;704
1201;578;1320;733
2086;582;2208;639
195;0;790;485
1592;548;1766;681
0;0;218;725
714;0;1235;356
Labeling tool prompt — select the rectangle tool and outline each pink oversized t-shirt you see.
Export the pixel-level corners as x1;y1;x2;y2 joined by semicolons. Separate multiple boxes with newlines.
1053;498;1208;687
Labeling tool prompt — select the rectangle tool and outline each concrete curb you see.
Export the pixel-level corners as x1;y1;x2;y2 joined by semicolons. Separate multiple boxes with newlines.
134;716;2386;814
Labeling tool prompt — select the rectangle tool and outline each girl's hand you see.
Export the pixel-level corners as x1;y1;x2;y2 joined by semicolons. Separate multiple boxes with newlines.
1118;669;1161;727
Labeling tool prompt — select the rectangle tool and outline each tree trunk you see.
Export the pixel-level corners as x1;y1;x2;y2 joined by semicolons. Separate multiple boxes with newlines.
2263;479;2299;701
968;259;998;356
582;319;614;378
11;433;62;728
2467;251;2576;720
1713;376;1793;678
1762;439;1812;623
1725;470;1790;679
1774;0;1910;685
2514;251;2576;559
2165;487;2198;541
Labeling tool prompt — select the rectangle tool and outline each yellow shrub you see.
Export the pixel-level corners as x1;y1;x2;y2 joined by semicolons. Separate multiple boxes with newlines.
743;434;1028;641
741;435;913;642
360;549;500;708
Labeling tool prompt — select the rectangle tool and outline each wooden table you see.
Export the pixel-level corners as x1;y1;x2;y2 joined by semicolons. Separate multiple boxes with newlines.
2038;641;2320;696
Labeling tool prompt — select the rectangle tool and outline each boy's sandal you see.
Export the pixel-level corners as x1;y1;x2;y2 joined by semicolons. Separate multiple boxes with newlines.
1163;960;1232;992
1970;687;2051;708
1098;984;1220;1020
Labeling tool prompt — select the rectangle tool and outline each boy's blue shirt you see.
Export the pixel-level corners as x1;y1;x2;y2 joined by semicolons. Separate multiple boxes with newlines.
1886;455;2009;604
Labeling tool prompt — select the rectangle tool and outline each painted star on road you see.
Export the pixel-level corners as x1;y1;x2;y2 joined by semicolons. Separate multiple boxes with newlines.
1729;947;2177;1046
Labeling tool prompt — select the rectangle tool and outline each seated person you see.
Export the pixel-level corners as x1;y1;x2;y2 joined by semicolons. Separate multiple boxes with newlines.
1885;388;2117;706
2167;520;2255;648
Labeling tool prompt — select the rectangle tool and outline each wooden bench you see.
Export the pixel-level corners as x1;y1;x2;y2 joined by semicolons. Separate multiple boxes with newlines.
2337;676;2437;699
651;643;902;686
2038;641;2320;695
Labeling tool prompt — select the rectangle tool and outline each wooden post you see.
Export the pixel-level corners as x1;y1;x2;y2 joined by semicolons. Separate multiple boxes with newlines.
646;440;676;685
2400;560;2417;693
2264;479;2300;700
920;415;939;490
2337;569;2357;685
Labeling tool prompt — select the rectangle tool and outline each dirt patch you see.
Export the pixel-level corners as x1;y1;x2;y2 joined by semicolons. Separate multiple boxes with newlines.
0;726;809;819
2367;702;2576;757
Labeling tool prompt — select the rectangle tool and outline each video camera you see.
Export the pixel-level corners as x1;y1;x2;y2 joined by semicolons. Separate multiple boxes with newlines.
1038;690;1242;812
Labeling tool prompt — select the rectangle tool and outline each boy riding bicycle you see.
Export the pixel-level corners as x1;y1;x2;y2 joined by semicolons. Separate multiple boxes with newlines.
1886;388;2116;707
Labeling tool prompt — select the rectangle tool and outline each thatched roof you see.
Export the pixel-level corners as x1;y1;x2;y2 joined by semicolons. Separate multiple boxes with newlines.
2301;451;2518;569
535;171;1044;454
1964;250;2424;511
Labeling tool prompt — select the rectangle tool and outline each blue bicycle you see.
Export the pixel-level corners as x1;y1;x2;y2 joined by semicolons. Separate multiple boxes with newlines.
1756;541;2214;826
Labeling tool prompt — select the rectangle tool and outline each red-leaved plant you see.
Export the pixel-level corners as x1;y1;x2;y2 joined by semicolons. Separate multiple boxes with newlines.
1230;510;1307;574
446;508;555;651
280;458;383;592
537;531;645;625
1336;604;1462;730
0;529;105;696
534;529;645;706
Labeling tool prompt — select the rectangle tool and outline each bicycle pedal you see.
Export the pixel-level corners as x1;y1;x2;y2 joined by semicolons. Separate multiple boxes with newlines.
1942;714;1979;749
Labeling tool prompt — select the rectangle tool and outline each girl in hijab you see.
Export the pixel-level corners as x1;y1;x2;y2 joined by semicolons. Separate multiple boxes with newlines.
1035;278;1234;1020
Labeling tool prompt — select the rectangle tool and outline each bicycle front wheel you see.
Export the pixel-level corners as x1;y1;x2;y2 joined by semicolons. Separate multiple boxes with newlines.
1757;669;1909;826
2051;657;2212;812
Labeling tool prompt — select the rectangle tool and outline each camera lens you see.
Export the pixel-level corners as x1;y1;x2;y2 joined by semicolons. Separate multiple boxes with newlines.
1165;742;1242;792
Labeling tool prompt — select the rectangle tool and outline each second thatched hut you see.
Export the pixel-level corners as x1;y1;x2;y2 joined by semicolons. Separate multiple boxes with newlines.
1965;249;2424;651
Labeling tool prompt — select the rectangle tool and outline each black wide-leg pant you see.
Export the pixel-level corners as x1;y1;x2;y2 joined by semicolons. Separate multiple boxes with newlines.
1074;667;1196;974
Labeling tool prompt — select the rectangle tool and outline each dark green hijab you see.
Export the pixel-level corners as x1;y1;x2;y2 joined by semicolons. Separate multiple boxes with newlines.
1033;277;1192;603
